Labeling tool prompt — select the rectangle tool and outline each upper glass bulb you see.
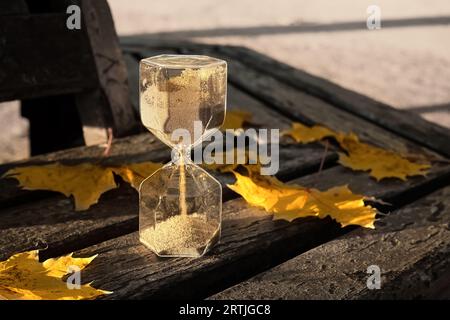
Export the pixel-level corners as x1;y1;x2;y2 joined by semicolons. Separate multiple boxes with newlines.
140;54;227;148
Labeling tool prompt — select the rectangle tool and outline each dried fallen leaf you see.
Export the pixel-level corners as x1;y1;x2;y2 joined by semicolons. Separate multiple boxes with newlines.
2;163;117;211
304;185;377;228
282;122;337;143
2;162;162;211
0;250;110;300
283;122;430;181
336;133;430;181
227;171;308;214
42;253;96;278
221;110;253;130
228;169;377;228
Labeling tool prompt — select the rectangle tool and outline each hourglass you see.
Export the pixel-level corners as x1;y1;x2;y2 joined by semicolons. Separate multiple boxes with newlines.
138;55;227;257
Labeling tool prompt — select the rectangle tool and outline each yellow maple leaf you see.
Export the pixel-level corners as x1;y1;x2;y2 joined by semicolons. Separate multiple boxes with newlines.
2;163;117;211
304;186;376;228
282;122;338;143
227;170;377;228
227;171;308;214
42;253;97;278
0;250;110;300
2;162;162;211
283;122;430;181
221;110;253;130
336;133;430;181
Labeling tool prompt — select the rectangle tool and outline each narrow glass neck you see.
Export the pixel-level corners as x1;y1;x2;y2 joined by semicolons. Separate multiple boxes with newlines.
172;145;192;165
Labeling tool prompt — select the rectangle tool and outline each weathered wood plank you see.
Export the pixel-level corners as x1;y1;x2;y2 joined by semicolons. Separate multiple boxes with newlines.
216;45;450;158
126;42;442;159
122;39;450;157
0;143;329;262
123;53;140;114
0;14;97;102
0;0;27;15
0;79;296;208
129;44;450;203
198;47;442;158
0;84;332;261
71;161;450;300
78;0;138;144
210;185;450;299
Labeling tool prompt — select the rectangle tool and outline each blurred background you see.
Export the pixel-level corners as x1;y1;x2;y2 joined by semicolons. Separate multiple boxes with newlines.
1;0;449;163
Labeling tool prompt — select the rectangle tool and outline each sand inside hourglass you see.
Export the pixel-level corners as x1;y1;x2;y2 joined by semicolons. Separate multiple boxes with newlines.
140;213;219;256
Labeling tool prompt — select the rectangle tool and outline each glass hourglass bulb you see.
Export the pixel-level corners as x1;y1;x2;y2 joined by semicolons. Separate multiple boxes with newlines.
138;54;227;257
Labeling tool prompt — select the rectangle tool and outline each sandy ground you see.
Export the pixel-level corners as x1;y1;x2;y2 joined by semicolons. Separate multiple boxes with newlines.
1;0;449;163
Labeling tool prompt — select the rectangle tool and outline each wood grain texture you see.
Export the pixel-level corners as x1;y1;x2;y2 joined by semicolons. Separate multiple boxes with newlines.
210;186;450;299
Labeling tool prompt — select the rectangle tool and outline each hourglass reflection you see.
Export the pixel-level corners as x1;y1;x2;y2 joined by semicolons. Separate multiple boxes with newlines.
139;55;227;257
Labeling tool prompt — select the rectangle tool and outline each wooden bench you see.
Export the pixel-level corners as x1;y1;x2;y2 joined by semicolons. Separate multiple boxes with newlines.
1;39;450;299
0;0;138;154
